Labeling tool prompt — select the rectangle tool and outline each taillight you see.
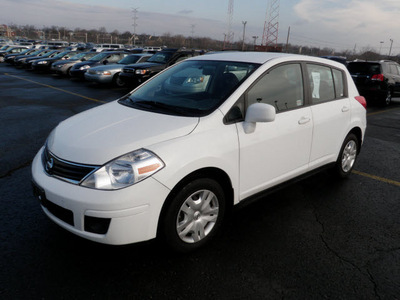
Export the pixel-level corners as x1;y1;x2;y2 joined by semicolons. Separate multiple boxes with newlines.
355;96;367;109
371;74;384;81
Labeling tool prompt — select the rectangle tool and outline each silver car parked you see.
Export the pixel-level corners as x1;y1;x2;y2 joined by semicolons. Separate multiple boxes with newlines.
84;53;152;87
51;51;97;76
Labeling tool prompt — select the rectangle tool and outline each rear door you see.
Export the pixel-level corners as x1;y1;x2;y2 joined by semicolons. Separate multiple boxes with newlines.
388;63;400;96
306;64;351;168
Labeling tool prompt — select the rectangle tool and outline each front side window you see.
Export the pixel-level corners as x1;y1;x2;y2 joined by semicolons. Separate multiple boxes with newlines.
247;63;304;112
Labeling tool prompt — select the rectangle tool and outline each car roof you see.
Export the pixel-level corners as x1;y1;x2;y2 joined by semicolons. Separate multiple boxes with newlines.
190;51;338;66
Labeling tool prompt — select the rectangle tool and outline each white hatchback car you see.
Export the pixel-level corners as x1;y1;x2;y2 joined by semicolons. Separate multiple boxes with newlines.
32;52;367;252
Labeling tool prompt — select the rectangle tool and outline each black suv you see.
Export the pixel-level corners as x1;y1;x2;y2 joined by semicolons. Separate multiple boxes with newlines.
119;48;203;86
347;60;400;106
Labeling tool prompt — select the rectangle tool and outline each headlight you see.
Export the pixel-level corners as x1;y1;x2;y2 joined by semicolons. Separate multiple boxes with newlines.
102;71;111;75
135;69;148;75
79;65;90;70
38;60;48;64
81;149;165;190
56;64;65;68
186;76;204;84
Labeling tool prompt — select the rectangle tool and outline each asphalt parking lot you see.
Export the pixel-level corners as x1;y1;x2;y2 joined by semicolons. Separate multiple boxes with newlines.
1;63;399;299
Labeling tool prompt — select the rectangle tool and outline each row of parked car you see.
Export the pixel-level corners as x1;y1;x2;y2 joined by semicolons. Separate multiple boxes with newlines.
1;43;205;88
2;41;399;106
322;55;400;106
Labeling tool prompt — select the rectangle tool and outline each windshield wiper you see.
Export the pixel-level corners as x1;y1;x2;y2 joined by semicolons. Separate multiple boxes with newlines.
130;100;191;116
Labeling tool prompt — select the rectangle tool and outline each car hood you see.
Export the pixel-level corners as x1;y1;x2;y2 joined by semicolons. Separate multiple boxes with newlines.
53;59;79;65
47;101;199;165
124;62;164;70
89;64;122;72
74;60;98;68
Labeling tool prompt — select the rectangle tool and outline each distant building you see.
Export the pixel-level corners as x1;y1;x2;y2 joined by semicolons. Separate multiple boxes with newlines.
0;24;14;38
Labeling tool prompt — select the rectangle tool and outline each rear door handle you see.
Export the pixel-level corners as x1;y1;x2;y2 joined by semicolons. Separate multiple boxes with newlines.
342;106;350;112
298;116;311;125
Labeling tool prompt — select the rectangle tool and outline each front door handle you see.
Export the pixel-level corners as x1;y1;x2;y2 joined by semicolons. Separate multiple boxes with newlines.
298;116;311;125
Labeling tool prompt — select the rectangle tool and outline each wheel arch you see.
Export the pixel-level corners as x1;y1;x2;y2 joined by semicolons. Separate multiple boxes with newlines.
348;126;363;154
157;167;234;236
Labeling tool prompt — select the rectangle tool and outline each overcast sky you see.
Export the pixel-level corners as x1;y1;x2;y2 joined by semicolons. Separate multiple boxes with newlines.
1;0;399;54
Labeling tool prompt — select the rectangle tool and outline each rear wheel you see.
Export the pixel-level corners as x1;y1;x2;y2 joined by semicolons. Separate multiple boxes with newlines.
382;89;392;106
160;178;225;252
335;133;359;178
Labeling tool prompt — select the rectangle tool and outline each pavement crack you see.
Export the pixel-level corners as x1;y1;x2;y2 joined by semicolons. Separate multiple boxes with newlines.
0;160;32;179
367;269;382;300
312;204;382;299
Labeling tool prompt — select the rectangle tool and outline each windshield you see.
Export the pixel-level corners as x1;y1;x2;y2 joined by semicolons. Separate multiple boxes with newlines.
41;51;56;58
53;51;70;59
89;52;109;62
18;49;31;55
118;55;143;64
147;52;174;64
119;60;260;117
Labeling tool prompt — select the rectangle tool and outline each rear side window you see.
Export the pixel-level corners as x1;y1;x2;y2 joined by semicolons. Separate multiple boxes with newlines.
389;64;399;75
307;64;335;103
332;69;345;98
247;63;304;112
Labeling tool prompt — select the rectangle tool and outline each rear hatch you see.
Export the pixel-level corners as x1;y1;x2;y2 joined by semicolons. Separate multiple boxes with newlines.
347;62;382;87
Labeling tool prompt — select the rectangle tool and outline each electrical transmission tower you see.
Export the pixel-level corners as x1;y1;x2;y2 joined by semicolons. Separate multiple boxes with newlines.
262;0;280;48
132;7;139;46
224;0;234;49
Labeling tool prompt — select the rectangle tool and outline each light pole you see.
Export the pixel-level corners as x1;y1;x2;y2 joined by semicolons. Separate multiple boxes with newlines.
389;39;393;57
379;41;384;55
242;21;247;51
252;35;258;51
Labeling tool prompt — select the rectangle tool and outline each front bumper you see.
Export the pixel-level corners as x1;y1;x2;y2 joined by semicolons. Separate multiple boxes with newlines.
31;148;170;245
118;72;141;85
84;72;113;84
32;63;51;71
70;69;88;78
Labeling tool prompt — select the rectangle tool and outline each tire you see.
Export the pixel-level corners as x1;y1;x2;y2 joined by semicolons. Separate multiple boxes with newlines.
159;178;226;253
335;133;359;178
113;73;126;87
382;89;392;106
67;67;72;77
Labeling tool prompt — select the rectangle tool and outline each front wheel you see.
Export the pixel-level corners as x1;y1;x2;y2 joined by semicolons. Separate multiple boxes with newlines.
113;72;126;87
335;133;359;178
67;67;73;77
159;178;226;252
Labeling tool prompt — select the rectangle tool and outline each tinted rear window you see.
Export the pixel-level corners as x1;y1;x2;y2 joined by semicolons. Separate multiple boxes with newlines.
347;63;381;75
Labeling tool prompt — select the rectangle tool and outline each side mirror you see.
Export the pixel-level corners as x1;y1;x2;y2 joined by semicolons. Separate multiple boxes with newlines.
80;58;86;61
243;103;276;134
103;60;109;65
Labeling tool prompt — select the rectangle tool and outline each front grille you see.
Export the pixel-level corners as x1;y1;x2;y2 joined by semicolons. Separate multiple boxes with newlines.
123;68;135;73
42;146;99;184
